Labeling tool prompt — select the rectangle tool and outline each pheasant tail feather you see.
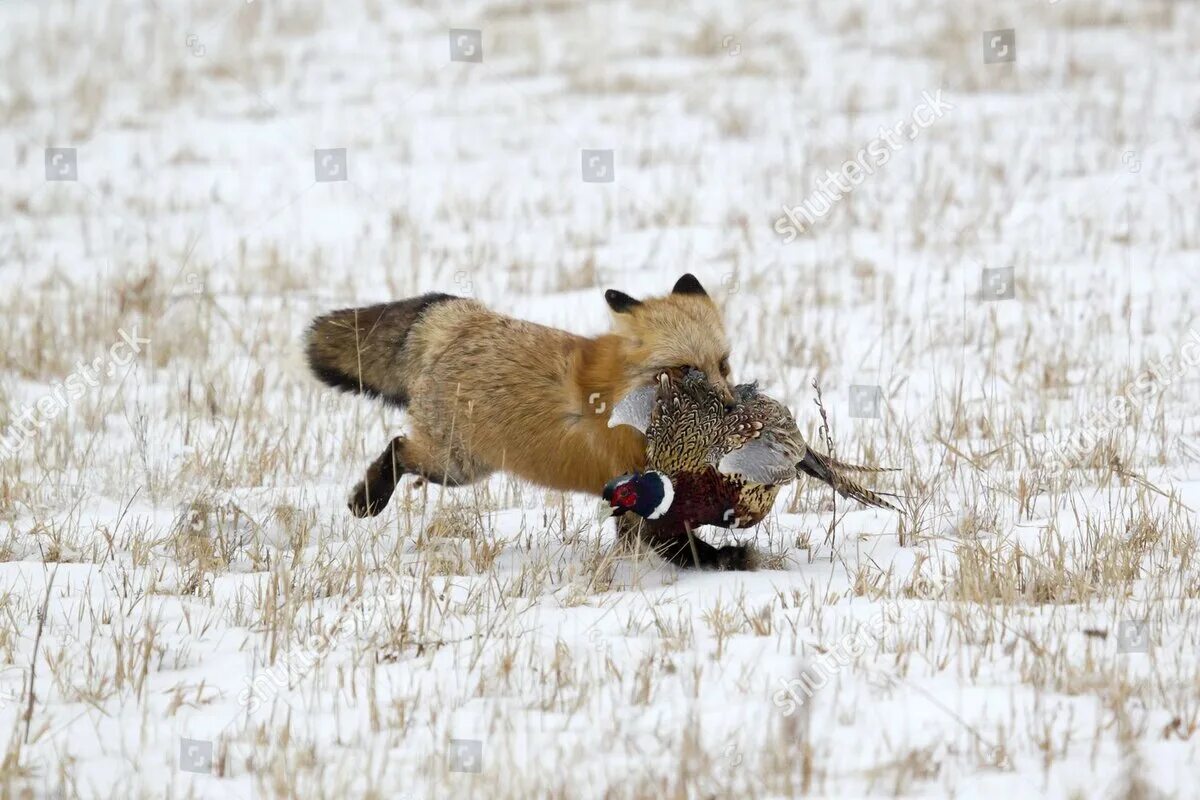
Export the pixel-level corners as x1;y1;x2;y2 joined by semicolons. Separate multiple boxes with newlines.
796;449;900;511
821;455;900;474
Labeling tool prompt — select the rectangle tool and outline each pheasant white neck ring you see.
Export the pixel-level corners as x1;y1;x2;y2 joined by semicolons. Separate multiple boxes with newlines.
648;472;674;519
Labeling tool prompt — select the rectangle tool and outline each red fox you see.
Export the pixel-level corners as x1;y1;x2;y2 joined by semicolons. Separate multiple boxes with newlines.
304;275;735;520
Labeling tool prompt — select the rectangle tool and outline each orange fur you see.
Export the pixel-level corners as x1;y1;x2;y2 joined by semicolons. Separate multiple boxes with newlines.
306;276;733;501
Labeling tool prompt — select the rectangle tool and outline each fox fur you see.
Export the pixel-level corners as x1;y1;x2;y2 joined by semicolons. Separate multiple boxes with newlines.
305;274;735;516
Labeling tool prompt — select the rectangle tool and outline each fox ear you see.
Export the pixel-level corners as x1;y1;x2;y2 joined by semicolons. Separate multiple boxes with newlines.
672;273;707;297
605;289;642;314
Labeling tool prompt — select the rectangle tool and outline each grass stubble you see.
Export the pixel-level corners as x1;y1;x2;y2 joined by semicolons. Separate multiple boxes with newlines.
0;0;1198;797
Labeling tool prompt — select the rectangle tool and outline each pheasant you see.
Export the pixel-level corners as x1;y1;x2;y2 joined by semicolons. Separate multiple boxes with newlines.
603;369;899;569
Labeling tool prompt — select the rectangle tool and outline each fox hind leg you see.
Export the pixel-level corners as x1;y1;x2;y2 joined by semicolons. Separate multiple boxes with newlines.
348;436;408;517
348;433;491;517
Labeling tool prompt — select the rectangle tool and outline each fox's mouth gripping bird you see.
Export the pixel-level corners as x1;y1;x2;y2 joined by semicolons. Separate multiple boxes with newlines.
305;274;737;520
604;369;899;569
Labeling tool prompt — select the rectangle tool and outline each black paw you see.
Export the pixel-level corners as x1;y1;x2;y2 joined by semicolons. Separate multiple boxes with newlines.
657;537;757;570
348;481;391;518
708;544;757;571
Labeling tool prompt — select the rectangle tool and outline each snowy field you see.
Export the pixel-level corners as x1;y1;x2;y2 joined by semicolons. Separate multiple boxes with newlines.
3;0;1200;797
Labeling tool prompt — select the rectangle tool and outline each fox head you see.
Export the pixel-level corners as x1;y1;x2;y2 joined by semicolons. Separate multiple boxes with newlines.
605;274;735;406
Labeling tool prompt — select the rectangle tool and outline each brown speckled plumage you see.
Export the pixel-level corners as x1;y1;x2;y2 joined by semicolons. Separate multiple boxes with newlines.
612;370;898;569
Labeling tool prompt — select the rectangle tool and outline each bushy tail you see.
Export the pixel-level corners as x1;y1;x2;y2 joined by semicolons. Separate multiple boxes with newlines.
796;448;901;511
304;293;456;407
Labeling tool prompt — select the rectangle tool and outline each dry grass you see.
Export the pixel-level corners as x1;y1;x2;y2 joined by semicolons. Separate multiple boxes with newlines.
1;0;1199;797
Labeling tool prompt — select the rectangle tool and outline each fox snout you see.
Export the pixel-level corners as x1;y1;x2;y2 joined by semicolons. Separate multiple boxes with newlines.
668;366;737;408
711;378;736;409
688;369;736;408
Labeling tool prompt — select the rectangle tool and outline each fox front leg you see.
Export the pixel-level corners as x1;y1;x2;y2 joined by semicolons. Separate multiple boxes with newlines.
618;517;754;570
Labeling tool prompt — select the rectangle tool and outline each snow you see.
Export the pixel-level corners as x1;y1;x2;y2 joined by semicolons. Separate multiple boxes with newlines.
2;0;1199;797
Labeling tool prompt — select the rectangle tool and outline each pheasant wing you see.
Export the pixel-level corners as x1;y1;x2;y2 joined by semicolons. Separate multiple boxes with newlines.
714;387;805;484
717;439;797;485
607;384;656;434
644;370;727;473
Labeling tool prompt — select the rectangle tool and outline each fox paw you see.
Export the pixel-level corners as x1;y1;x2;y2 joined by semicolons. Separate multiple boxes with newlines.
665;541;758;570
707;544;758;571
348;481;390;518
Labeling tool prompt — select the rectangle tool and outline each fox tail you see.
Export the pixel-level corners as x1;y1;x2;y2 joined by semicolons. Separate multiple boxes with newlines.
304;293;456;407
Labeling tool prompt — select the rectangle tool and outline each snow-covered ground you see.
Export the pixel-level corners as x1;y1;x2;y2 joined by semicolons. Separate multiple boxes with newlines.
3;0;1200;797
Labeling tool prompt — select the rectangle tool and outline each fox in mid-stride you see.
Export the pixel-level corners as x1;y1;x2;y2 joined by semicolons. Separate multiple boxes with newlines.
304;274;736;522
